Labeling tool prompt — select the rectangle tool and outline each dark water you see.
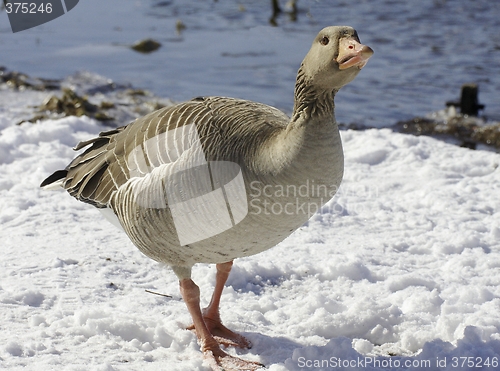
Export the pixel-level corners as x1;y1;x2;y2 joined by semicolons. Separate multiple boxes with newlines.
1;0;499;127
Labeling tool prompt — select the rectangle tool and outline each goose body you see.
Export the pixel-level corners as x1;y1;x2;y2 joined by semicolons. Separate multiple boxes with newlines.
55;96;343;268
41;26;373;370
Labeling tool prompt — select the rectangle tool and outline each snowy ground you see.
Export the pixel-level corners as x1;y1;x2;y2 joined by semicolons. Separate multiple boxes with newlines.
1;84;499;370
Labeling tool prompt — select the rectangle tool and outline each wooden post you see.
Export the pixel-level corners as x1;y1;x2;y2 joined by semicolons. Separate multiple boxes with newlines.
460;84;480;116
446;83;485;116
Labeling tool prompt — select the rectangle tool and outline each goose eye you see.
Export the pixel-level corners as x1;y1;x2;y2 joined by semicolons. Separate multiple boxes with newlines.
320;36;329;46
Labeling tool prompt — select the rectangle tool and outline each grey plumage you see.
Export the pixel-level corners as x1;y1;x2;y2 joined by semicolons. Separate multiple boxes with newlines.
50;95;338;269
54;98;288;206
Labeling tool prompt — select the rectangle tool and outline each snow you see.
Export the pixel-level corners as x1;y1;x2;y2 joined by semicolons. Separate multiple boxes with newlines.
1;88;499;370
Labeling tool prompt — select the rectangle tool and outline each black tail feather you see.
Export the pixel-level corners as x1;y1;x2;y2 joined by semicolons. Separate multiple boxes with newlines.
40;169;68;188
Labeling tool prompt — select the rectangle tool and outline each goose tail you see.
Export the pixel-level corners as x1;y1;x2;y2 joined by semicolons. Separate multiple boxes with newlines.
40;169;68;190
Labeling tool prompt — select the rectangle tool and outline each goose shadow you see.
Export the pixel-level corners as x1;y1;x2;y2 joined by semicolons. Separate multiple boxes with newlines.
237;331;303;365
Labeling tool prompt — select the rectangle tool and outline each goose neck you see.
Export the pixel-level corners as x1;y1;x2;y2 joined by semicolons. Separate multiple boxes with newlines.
291;65;338;124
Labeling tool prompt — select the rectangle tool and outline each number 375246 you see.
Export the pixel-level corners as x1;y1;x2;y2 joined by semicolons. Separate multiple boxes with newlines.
5;2;53;14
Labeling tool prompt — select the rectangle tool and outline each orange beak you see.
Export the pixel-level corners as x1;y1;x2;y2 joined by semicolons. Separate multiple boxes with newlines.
337;37;374;70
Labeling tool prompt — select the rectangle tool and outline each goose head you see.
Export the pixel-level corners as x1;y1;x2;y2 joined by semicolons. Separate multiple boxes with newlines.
301;26;374;92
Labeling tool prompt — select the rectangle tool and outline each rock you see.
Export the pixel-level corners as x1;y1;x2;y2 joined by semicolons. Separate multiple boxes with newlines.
131;39;162;53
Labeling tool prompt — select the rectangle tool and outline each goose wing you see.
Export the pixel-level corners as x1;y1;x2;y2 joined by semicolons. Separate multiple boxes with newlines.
41;97;289;208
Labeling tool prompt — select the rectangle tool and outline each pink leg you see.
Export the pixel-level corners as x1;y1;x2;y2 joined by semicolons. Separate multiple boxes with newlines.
202;261;252;349
179;277;263;371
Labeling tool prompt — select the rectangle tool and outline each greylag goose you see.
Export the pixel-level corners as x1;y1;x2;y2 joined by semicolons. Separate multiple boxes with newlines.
41;26;373;370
